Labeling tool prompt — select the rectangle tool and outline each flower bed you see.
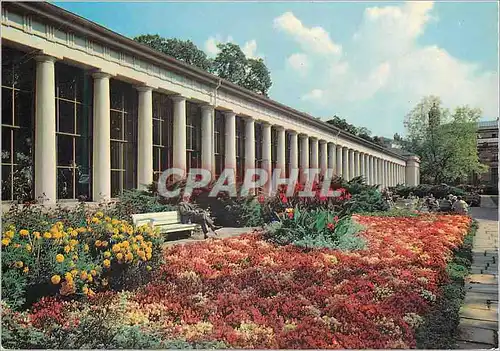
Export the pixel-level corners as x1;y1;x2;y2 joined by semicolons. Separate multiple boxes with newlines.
2;214;471;349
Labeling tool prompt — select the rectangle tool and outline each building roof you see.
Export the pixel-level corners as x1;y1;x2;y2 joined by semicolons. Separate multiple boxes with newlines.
477;120;499;129
3;1;409;161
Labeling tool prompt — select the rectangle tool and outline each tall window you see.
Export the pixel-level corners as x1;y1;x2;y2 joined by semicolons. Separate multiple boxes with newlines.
1;46;35;202
110;80;137;197
255;123;263;169
214;111;225;177
186;102;201;172
235;117;245;181
152;93;173;181
55;62;92;200
271;128;278;171
285;132;291;177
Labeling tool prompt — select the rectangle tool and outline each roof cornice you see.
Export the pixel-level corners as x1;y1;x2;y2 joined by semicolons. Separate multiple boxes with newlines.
3;1;407;161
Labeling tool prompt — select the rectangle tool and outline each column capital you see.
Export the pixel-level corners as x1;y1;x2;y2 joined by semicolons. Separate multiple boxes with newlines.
223;110;236;118
170;95;186;103
274;125;285;131
135;85;153;93
243;116;254;123
34;54;57;63
287;129;298;135
299;133;309;139
200;104;215;112
92;71;112;79
261;121;272;128
319;139;327;145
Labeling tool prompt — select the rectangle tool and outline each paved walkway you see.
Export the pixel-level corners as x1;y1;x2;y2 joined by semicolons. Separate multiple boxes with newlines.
457;207;499;349
163;227;259;247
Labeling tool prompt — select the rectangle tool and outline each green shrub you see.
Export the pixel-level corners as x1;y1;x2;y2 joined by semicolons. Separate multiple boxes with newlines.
263;208;365;251
360;208;420;217
342;188;389;214
109;188;177;221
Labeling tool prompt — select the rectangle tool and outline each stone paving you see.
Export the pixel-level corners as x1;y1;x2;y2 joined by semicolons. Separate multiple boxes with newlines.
456;205;499;349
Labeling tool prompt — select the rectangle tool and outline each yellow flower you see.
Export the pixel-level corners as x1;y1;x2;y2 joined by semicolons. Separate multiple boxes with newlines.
146;252;152;260
103;259;111;268
76;227;86;233
101;241;108;247
90;269;97;276
72;255;78;261
56;254;65;263
135;235;144;242
64;245;71;253
71;269;78;277
33;231;41;239
51;275;61;284
116;252;123;261
146;265;152;271
84;244;89;252
121;241;130;248
25;244;32;252
80;271;88;281
91;217;100;224
112;244;121;253
23;266;29;273
2;238;10;246
82;286;89;294
19;229;29;237
53;232;62;240
145;247;152;254
104;251;111;258
69;239;78;246
95;240;102;248
125;252;133;261
87;275;93;282
111;219;119;225
43;232;52;239
65;272;73;282
95;211;104;218
14;261;24;268
104;216;111;222
5;230;14;239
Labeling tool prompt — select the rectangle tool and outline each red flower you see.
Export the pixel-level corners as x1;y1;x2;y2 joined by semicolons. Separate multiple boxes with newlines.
327;222;335;230
258;195;265;204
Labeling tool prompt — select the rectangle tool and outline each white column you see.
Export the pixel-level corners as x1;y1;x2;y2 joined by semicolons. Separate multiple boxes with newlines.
276;127;286;178
354;151;360;178
34;55;57;204
244;117;255;173
360;152;365;182
348;149;355;180
92;71;111;201
319;140;327;176
336;145;343;177
375;158;381;188
368;156;374;185
200;104;214;173
262;122;272;193
383;160;388;189
342;147;349;180
310;138;319;169
328;143;335;173
289;131;298;171
224;111;236;171
299;134;309;182
172;96;187;173
137;86;153;190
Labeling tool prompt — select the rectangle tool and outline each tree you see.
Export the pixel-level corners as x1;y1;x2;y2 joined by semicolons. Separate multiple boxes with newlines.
403;96;486;184
134;35;273;95
134;35;213;72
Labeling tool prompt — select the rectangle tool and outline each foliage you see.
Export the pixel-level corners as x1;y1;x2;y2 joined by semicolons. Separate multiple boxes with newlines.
402;96;487;184
264;207;366;251
1;204;164;309
134;35;272;95
134;35;212;71
107;188;177;221
360;208;420;217
391;183;467;199
325;116;387;146
416;221;476;349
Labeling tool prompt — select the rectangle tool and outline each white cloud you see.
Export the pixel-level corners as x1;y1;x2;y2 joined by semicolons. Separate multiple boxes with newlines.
287;53;309;75
274;12;342;56
205;36;263;59
283;1;498;134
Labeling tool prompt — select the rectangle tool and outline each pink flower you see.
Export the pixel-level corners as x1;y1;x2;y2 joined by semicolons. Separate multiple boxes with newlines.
327;223;335;230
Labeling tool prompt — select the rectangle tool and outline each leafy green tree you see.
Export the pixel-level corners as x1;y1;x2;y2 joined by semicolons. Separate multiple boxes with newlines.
212;43;247;85
403;96;486;184
134;35;213;71
242;58;272;96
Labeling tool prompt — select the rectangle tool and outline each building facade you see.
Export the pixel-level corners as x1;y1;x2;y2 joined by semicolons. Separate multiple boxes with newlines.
1;2;419;205
474;120;498;185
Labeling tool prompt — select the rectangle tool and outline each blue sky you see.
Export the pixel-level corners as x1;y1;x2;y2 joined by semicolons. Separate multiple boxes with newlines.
56;1;498;138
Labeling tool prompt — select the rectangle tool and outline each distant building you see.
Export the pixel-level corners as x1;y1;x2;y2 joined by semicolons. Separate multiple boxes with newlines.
473;120;498;185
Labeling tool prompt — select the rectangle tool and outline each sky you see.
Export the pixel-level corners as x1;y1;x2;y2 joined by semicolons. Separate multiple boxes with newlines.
56;1;499;138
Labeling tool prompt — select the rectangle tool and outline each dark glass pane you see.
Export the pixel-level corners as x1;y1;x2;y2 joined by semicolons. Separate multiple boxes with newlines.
76;165;91;201
13;128;33;165
15;91;33;128
111;170;122;197
2;165;12;200
2;61;13;87
75;103;84;135
110;111;122;140
75;136;90;169
13;164;33;201
153;119;162;145
57;134;74;166
58;100;75;133
57;76;76;100
57;168;74;199
17;60;35;92
110;83;123;110
111;141;122;170
2;128;12;163
153;147;160;173
125;112;136;143
2;88;13;126
124;141;136;189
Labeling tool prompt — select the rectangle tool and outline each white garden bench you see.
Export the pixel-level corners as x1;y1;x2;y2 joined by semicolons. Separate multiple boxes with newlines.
131;211;200;237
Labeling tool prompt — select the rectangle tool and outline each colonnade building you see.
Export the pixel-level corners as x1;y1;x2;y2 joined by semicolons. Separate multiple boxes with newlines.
1;2;420;205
